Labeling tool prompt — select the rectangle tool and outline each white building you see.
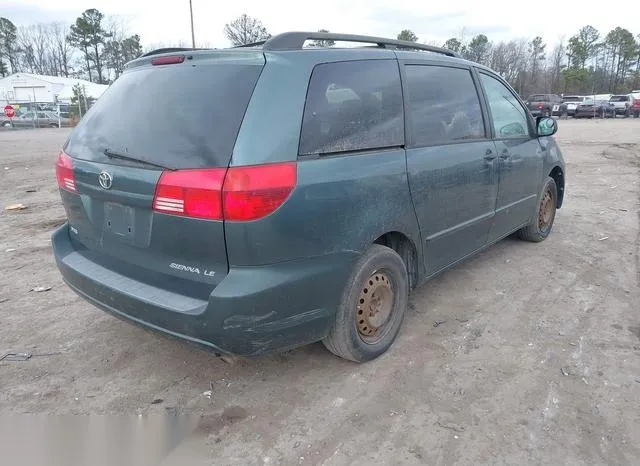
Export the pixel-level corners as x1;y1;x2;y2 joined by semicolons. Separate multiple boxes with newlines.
0;73;109;105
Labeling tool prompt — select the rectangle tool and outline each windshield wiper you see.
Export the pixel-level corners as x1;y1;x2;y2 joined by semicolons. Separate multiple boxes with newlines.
103;148;176;171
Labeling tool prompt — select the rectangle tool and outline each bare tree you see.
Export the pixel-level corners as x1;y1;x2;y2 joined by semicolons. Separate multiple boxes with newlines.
50;22;73;76
17;24;54;75
223;14;270;46
490;39;529;91
548;39;565;92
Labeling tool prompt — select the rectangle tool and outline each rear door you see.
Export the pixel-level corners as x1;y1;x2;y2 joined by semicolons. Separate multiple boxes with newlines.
402;62;499;276
61;51;265;291
476;71;543;241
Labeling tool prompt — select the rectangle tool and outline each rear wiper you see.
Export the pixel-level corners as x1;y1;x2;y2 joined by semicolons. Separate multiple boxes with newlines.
103;148;176;171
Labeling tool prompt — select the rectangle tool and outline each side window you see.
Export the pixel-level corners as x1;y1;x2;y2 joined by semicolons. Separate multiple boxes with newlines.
404;65;485;147
479;73;530;139
299;60;404;156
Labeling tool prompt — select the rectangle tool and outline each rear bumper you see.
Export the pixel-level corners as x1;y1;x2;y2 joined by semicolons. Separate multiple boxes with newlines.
52;224;357;356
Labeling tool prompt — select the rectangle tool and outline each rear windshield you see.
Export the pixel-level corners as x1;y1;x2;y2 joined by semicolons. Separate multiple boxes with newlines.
609;95;628;102
528;95;547;101
65;58;264;169
563;96;582;102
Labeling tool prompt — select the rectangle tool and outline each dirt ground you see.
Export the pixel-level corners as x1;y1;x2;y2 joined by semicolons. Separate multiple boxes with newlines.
1;120;639;465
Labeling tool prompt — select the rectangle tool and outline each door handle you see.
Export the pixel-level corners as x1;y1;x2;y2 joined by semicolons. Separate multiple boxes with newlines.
483;149;497;161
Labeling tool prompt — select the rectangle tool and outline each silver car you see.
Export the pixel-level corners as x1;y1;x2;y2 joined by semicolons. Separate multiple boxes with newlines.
1;111;70;128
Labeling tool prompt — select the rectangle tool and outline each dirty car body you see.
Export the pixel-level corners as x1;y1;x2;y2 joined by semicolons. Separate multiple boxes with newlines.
52;32;566;359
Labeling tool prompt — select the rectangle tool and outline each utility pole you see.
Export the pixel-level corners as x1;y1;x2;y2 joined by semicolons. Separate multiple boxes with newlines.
189;0;196;48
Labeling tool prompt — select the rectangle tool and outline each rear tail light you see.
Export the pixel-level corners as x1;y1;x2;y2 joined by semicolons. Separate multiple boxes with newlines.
537;104;544;109
55;151;77;193
153;169;226;219
223;163;297;221
152;162;297;221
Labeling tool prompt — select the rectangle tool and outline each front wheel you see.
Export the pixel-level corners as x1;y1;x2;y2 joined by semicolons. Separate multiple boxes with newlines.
323;244;409;362
517;177;557;243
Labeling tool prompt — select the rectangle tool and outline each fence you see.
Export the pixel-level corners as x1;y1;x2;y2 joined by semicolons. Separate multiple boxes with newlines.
1;100;97;128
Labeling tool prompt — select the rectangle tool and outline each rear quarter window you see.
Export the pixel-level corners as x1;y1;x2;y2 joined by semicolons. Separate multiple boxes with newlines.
299;60;404;156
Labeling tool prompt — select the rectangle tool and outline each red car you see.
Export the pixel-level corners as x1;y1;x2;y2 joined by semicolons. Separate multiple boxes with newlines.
631;94;640;118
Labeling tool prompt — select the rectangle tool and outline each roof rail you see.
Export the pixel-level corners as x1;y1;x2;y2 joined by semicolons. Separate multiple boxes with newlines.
140;47;198;58
233;41;268;48
262;32;459;57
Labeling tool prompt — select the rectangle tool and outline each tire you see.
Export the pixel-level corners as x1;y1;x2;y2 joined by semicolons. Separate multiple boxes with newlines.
517;177;557;243
323;244;409;362
49;123;59;128
2;121;11;128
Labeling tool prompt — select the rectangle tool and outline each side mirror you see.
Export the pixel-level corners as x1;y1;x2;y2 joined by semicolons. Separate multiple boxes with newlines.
536;116;557;137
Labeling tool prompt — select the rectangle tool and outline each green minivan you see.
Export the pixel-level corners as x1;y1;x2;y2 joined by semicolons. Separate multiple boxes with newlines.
52;32;565;362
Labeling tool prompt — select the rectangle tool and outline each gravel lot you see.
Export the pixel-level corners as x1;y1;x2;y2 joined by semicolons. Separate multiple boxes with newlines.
1;120;639;465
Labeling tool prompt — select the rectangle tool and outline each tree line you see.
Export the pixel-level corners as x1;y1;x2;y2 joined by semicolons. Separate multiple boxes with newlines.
399;27;640;96
0;11;142;83
225;21;640;96
2;10;640;96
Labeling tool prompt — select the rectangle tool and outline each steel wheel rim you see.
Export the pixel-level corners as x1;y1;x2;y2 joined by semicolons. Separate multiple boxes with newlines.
538;188;555;232
356;270;394;344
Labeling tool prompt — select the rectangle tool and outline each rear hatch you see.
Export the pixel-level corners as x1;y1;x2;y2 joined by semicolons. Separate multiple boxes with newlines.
562;96;582;111
57;50;265;297
526;96;549;112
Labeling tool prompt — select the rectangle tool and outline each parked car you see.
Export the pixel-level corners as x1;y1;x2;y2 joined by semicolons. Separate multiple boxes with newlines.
52;32;566;362
525;94;564;117
2;111;70;128
573;99;616;118
631;93;640;118
609;95;633;117
559;95;584;116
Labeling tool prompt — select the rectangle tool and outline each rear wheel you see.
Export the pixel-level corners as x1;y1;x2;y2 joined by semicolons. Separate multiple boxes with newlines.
517;177;557;243
323;244;409;362
49;123;59;128
2;121;11;128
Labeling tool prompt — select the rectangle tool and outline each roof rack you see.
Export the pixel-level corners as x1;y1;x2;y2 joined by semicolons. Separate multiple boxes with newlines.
262;32;459;57
233;41;268;49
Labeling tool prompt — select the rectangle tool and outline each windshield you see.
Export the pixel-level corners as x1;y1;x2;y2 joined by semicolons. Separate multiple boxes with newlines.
65;58;264;169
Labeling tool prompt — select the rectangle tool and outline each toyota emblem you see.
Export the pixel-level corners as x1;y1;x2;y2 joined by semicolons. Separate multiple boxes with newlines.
98;171;113;190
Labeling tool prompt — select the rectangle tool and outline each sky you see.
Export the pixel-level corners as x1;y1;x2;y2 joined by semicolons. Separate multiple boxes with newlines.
3;0;638;50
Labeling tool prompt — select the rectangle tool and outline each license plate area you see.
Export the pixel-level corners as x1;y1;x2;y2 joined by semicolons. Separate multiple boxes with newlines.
104;202;135;242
